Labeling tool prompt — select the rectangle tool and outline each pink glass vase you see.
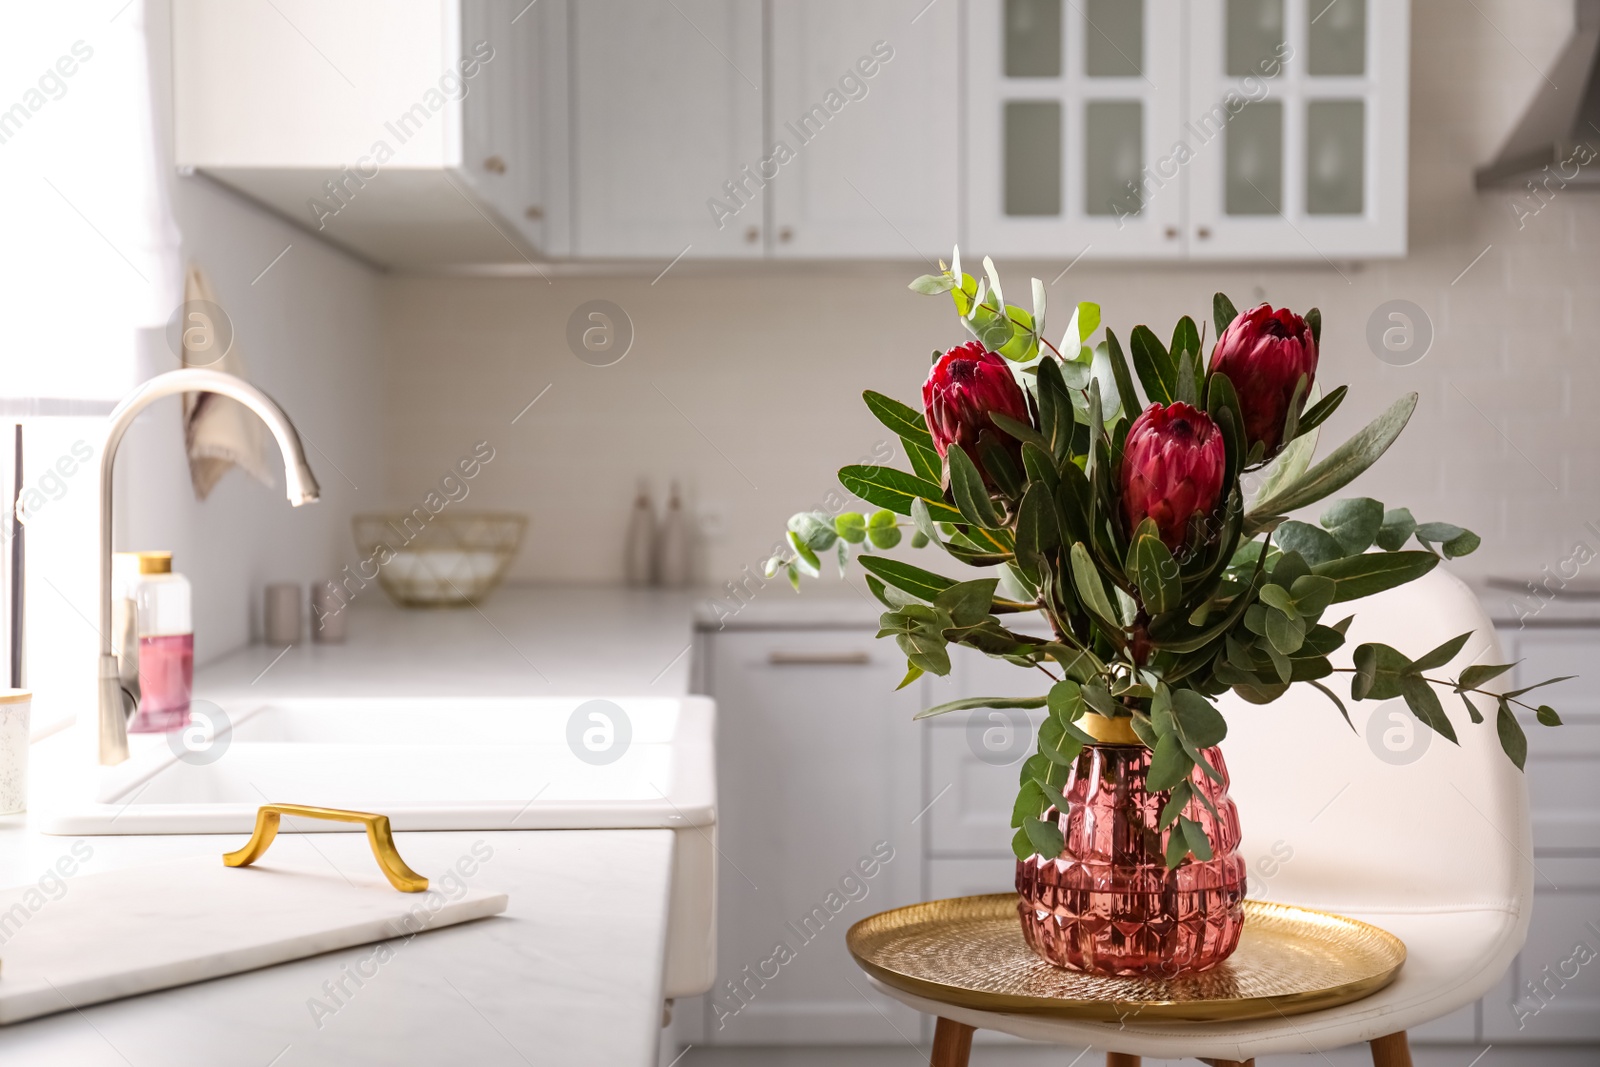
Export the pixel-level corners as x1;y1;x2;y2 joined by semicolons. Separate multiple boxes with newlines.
1015;741;1247;976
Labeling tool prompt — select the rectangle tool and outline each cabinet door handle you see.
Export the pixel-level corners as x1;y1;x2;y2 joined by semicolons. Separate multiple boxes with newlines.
745;225;760;243
779;226;794;243
767;651;871;666
1196;226;1213;239
483;155;507;175
1164;226;1179;239
524;205;544;220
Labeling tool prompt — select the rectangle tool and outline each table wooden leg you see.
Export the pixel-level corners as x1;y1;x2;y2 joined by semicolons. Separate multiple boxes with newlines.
1105;1054;1141;1067
930;1017;974;1067
1370;1031;1413;1067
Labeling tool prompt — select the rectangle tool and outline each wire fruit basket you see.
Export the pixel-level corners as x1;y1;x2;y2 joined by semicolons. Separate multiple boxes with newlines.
351;512;526;607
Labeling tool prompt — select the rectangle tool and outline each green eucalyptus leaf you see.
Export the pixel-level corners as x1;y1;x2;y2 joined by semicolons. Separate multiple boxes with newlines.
1401;675;1459;744
1038;716;1086;766
909;273;957;295
1023;815;1065;857
1159;780;1193;830
1266;609;1307;655
1171;689;1228;748
1011;779;1047;828
1273;521;1344;566
834;512;867;544
788;530;821;577
1147;734;1194;792
1456;662;1516;691
1415;522;1482;559
1409;631;1473;672
1289;574;1337;615
1352;642;1412;701
1496;699;1527;770
867;524;902;549
1181;816;1214;861
1320;498;1385;555
933;578;1001;628
788;512;838;551
1375;507;1417;552
1536;705;1563;726
1165;826;1191;869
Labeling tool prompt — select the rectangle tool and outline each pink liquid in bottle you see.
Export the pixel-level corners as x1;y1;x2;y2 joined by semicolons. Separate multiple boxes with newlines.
129;632;194;733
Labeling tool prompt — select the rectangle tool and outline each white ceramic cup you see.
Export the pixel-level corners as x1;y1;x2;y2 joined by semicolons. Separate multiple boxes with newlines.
0;689;31;816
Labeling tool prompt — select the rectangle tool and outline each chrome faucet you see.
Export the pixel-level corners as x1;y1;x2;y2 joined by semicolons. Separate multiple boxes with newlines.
97;369;320;765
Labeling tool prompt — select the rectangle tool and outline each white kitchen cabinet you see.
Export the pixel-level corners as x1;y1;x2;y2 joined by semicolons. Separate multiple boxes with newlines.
700;628;925;1044
570;0;764;258
1186;0;1409;258
1483;857;1600;1043
173;0;560;268
1501;629;1600;851
767;0;959;258
965;0;1407;261
966;0;1187;259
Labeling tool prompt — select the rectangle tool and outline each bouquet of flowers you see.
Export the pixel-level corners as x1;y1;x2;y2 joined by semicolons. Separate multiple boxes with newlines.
771;251;1566;871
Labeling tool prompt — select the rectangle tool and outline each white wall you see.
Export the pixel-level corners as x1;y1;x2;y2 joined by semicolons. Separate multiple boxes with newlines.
117;0;386;665
380;0;1598;595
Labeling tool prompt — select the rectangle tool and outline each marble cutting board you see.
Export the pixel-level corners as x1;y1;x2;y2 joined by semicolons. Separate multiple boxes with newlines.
0;852;508;1025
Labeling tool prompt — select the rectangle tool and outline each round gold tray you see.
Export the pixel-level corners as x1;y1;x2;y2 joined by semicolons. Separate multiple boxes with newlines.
847;895;1405;1022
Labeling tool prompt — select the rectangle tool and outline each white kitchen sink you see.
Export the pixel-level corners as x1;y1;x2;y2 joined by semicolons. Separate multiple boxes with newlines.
38;696;716;836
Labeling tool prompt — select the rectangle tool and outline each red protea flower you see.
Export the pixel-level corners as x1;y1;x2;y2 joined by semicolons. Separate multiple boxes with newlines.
1209;304;1318;457
922;341;1031;486
1120;402;1226;550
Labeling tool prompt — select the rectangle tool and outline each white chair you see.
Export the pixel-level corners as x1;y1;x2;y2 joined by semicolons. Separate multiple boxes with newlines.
871;567;1533;1067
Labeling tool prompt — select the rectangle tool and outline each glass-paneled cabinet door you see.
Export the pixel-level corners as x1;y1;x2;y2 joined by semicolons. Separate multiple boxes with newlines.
966;0;1185;260
1187;0;1408;259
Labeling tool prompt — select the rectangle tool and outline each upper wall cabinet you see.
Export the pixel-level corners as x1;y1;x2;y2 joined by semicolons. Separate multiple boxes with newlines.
175;0;1407;266
569;0;763;258
173;0;565;269
1187;0;1408;258
967;0;1187;259
766;0;959;259
965;0;1408;261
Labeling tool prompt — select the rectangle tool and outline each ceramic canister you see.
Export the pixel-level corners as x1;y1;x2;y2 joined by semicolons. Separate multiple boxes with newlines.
0;689;31;815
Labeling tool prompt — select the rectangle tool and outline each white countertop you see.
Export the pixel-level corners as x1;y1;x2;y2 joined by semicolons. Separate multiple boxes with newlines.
0;821;675;1065
200;585;703;700
0;585;709;1065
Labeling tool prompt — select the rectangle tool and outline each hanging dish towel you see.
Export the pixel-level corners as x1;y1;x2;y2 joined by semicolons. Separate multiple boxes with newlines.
180;265;272;500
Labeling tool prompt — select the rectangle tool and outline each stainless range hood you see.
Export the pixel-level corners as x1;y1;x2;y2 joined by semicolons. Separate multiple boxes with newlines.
1475;0;1600;189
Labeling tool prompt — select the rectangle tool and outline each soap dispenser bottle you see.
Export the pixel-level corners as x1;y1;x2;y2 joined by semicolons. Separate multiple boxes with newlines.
656;481;691;588
624;482;657;586
129;551;192;733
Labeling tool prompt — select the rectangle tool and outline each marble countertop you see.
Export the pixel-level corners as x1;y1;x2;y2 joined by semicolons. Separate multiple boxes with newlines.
0;586;708;1065
0;820;675;1065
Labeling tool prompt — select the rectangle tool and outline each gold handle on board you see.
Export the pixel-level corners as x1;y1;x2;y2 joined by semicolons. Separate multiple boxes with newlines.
223;804;429;893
